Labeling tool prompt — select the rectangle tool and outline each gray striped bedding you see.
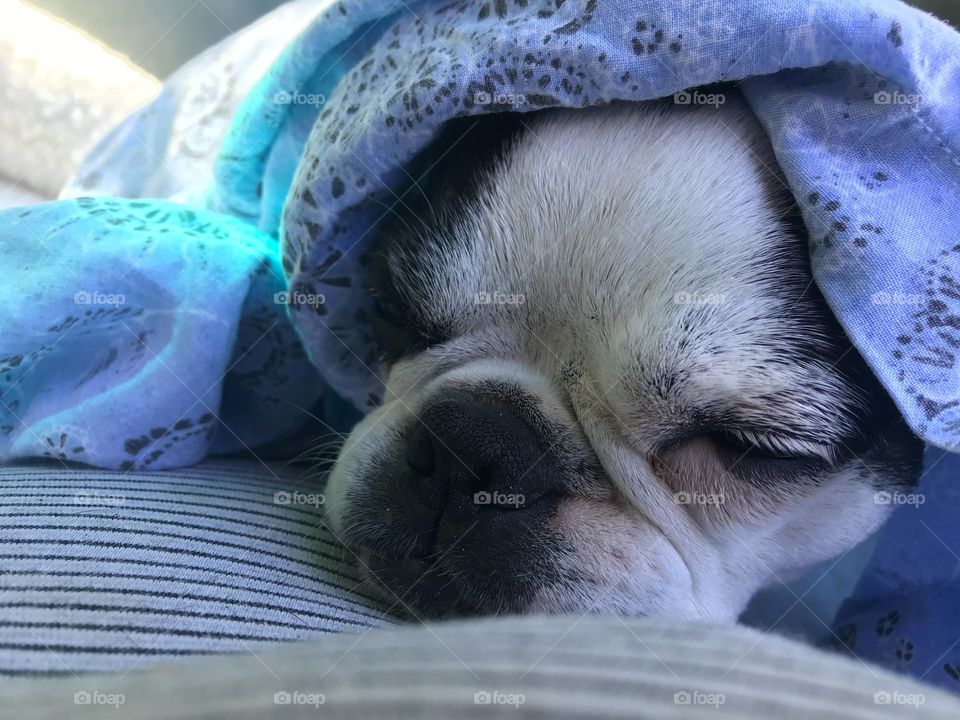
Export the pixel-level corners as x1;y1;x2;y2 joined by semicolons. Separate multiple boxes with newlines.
3;460;959;719
7;614;960;719
0;459;396;676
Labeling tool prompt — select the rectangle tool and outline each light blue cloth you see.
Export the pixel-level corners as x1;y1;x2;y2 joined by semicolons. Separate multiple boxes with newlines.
828;446;960;691
4;0;958;463
0;199;325;469
58;0;960;450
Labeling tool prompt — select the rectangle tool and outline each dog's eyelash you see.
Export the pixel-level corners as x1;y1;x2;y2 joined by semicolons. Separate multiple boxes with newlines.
720;428;835;463
370;285;453;365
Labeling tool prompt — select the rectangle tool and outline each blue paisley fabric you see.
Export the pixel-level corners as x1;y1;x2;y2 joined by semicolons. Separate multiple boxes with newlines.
827;446;960;694
6;0;959;463
1;0;960;690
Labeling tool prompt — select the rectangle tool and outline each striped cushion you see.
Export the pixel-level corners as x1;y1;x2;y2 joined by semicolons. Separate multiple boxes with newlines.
3;461;958;719
0;460;395;676
5;615;960;719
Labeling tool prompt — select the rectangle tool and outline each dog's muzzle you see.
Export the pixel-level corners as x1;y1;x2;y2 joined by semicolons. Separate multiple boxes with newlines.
340;382;575;617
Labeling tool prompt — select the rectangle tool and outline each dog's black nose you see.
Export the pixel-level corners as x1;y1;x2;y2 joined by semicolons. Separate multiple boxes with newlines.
404;391;561;520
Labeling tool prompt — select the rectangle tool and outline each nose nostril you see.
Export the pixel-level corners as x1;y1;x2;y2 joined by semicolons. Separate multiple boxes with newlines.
405;422;435;475
471;463;494;495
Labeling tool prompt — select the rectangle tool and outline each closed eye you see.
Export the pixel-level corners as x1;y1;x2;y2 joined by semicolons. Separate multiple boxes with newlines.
369;274;452;365
371;291;429;363
708;428;836;463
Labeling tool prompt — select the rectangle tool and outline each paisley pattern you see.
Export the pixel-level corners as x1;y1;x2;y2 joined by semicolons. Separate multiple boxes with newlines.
828;446;960;694
0;199;325;469
22;0;957;454
0;0;960;466
233;0;960;449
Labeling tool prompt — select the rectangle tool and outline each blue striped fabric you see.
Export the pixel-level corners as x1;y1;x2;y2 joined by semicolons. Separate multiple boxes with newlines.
0;460;395;676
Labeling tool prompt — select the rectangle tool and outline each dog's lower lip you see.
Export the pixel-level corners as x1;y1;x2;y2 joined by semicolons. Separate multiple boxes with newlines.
368;552;432;577
362;551;470;617
351;542;424;564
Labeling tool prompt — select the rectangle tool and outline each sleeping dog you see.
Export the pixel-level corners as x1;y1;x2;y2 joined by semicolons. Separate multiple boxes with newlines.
324;90;922;620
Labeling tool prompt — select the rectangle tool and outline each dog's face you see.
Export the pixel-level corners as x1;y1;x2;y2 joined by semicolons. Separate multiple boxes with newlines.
324;96;922;621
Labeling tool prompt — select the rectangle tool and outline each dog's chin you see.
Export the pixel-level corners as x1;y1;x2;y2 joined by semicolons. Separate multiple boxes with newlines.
350;548;556;618
353;549;493;619
345;538;730;622
337;496;576;619
328;464;727;622
350;548;609;620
